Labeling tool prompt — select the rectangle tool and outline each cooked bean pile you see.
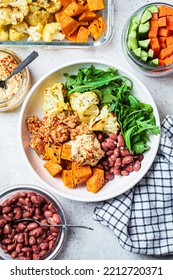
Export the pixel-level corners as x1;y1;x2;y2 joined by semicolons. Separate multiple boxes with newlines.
0;192;61;260
96;132;143;182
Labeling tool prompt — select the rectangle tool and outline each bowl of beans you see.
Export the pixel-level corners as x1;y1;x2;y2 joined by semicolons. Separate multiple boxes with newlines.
0;184;67;260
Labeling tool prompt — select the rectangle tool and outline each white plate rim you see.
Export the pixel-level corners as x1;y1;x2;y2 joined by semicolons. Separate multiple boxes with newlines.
18;59;161;202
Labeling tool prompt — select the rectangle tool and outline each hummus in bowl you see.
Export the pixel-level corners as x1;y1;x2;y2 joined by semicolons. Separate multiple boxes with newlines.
0;49;30;112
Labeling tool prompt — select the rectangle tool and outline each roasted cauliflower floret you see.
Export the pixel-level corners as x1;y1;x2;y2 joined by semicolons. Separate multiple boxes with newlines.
42;22;65;42
9;22;28;41
45;0;62;13
0;0;29;25
25;4;54;26
43;83;70;116
70;91;99;123
27;0;62;13
0;25;8;41
89;105;120;134
27;23;43;41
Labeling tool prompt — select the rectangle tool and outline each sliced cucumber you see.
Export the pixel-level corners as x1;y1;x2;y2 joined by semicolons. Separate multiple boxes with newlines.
138;21;150;39
138;39;151;49
128;15;140;33
147;5;159;13
141;9;152;24
148;49;154;59
132;47;141;57
140;50;148;62
149;58;159;66
128;31;138;50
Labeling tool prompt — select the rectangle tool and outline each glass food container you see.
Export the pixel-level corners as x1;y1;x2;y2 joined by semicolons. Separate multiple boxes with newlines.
122;2;173;77
0;184;67;260
0;0;114;48
0;49;31;112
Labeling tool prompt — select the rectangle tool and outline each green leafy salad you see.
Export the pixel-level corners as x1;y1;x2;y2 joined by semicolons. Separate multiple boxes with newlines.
64;65;160;155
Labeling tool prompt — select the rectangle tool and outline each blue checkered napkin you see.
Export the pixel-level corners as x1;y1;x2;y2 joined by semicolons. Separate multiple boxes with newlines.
93;115;173;256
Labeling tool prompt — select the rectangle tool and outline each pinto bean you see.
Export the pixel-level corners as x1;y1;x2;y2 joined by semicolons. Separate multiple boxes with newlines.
122;156;133;165
117;133;125;147
105;171;114;181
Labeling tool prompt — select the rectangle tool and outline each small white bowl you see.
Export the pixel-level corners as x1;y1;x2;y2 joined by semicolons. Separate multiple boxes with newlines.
18;59;160;202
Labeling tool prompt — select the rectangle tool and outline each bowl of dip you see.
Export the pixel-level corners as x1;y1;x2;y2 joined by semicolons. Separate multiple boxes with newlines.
0;49;30;112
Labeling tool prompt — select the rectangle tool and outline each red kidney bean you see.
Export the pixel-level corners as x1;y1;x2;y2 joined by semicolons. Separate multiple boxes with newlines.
122;156;133;165
97;133;104;142
32;245;39;253
113;168;121;175
109;133;117;141
105;171;114;181
53;213;61;224
18;198;26;205
29;227;43;237
44;210;52;218
39;250;47;258
133;160;141;171
120;149;130;157
2;206;12;214
117;133;125;147
33;253;39;260
2;200;10;207
0;218;6;228
11;251;18;259
21;247;31;253
3;214;13;222
7;243;16;252
24;232;29;246
23;211;32;218
20;192;27;198
35;208;41;216
106;150;114;156
27;222;38;231
16;243;23;253
49;240;55;251
8;229;15;240
18;223;26;231
40;243;48;250
125;165;134;173
113;148;120;157
37;237;43;245
3;224;11;234
17;233;24;243
29;236;36;246
2;238;13;245
121;170;129;176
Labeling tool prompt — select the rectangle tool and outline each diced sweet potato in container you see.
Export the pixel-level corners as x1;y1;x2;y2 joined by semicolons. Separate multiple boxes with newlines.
87;0;105;11
78;8;97;21
76;26;90;42
61;170;75;187
61;143;72;161
88;16;105;40
60;16;79;36
72;162;92;185
60;0;76;8
86;168;105;193
64;2;85;17
44;160;62;177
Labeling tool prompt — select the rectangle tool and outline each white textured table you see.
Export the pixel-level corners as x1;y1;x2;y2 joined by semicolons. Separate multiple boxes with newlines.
1;0;173;260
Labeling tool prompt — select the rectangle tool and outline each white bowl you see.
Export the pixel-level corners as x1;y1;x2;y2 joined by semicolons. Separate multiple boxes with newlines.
18;60;160;202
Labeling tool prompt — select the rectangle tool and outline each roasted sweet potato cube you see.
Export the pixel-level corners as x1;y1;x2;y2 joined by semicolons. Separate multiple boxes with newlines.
60;16;79;36
87;0;105;11
61;144;72;161
66;28;79;41
44;160;62;177
60;0;76;8
86;168;105;193
55;8;66;23
64;160;72;170
61;170;75;188
42;145;62;164
78;7;96;21
76;26;90;42
88;16;105;40
64;2;85;17
72;162;92;185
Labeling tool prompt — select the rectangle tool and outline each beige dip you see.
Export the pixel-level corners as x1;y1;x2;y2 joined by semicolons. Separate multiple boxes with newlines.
0;51;22;103
71;134;104;166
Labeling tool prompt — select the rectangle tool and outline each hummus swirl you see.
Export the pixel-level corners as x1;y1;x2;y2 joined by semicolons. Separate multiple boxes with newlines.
0;52;22;103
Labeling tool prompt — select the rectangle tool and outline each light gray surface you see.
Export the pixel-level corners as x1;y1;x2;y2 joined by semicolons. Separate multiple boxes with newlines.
0;0;173;260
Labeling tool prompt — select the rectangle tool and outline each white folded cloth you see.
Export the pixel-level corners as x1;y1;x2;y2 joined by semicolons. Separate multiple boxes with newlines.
93;115;173;255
